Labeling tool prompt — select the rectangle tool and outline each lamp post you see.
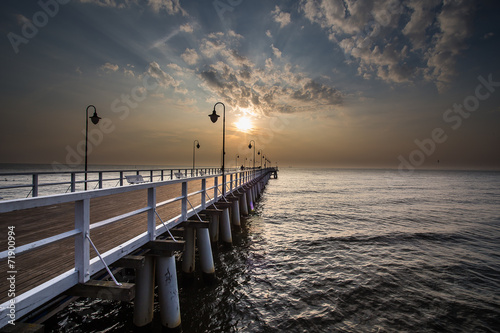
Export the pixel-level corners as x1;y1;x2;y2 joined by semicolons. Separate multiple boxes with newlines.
248;140;255;170
258;149;263;168
85;105;101;190
193;140;200;170
208;102;225;194
236;154;239;169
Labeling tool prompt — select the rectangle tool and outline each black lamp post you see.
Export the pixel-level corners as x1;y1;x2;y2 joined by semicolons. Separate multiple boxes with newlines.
208;102;225;194
236;154;239;169
193;140;200;170
85;105;101;190
258;149;263;168
248;140;255;170
208;103;225;172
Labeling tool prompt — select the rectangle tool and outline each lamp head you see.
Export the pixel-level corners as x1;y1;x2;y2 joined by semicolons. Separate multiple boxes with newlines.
248;143;252;149
208;110;220;123
196;143;200;149
89;110;101;125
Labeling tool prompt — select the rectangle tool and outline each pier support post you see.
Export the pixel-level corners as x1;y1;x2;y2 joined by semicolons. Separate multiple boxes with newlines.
247;187;254;212
156;255;181;330
240;191;249;216
231;198;241;227
209;213;219;243
220;207;232;245
133;256;155;327
197;227;215;281
182;226;196;275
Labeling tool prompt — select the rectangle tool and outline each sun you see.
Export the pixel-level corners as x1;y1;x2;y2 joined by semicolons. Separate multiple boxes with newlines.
234;116;253;132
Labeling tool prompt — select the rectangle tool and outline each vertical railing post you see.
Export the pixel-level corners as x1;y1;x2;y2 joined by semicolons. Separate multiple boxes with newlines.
181;181;187;221
230;173;233;193
71;172;76;192
120;171;124;186
214;176;218;202
32;174;38;197
161;170;164;181
147;187;156;241
222;174;226;197
75;198;90;283
98;172;103;189
170;170;173;180
150;170;154;182
201;178;206;210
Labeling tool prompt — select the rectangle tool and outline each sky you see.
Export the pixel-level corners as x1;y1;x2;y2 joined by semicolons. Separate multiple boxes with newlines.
0;0;499;171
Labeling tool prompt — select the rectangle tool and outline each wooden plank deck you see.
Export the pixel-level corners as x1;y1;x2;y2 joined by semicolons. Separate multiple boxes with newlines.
0;178;217;305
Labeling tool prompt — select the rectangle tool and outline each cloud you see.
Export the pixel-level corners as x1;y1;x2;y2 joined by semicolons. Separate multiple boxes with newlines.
180;23;194;33
197;32;343;116
271;44;282;58
181;48;199;65
300;0;475;92
100;62;119;72
271;6;291;28
292;80;343;106
423;0;474;92
145;61;178;87
77;0;122;7
403;0;441;50
147;0;187;15
77;0;187;15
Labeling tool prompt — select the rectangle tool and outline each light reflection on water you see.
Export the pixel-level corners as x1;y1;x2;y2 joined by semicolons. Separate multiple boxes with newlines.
46;168;500;332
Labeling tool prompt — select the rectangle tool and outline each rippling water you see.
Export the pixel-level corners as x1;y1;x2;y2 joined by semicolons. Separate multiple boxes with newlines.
46;168;500;332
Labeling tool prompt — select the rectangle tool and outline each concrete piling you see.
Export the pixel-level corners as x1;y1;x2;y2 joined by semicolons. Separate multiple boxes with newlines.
156;255;182;330
240;191;249;215
197;227;215;280
133;256;155;327
182;226;196;275
220;207;232;245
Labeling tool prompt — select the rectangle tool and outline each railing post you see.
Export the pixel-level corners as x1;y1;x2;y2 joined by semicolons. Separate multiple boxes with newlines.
161;170;164;181
214;176;218;202
201;178;206;210
181;181;187;221
71;173;76;192
32;174;38;197
75;198;90;283
147;187;156;241
170;170;173;180
222;174;226;197
150;170;154;182
120;171;124;186
230;173;233;193
98;172;103;189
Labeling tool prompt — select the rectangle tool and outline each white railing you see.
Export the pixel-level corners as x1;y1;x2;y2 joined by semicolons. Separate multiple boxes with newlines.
0;168;275;328
0;167;228;200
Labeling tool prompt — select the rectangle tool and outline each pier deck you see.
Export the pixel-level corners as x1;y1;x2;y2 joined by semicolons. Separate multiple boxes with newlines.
0;169;277;328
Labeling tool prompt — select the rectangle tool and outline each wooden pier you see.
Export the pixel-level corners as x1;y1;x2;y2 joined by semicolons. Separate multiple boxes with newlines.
0;167;277;330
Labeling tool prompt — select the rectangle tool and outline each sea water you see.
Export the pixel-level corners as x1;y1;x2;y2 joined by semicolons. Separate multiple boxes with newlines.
26;168;500;331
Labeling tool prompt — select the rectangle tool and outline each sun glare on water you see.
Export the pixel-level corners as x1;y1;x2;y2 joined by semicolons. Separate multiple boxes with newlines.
234;116;253;132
